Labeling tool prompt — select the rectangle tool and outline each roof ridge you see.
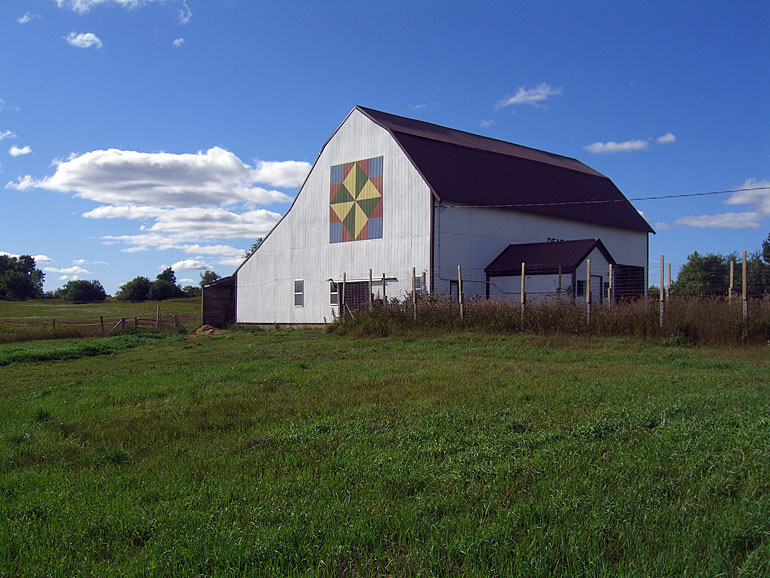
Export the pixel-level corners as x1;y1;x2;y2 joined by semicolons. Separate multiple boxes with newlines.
355;105;601;177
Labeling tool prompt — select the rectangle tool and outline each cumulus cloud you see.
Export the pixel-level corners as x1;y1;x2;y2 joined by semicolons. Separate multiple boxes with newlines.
657;132;676;144
9;145;32;157
73;258;108;265
674;178;770;230
55;0;192;20
66;32;103;49
495;82;562;110
584;139;649;154
171;259;213;271
252;160;311;188
45;265;92;275
0;252;52;263
0;131;17;141
480;120;495;128
674;212;762;230
172;38;185;47
9;147;294;206
17;12;39;24
97;208;281;253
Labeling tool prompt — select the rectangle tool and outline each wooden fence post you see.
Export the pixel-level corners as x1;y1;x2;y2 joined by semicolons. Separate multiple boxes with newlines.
557;265;562;298
342;272;347;320
134;317;138;330
458;265;464;321
422;272;426;296
121;317;126;330
742;250;748;321
659;255;665;329
412;266;417;321
607;263;613;307
173;314;178;331
586;259;592;327
368;269;373;310
382;273;386;306
729;260;734;305
100;315;104;334
520;262;526;325
51;319;55;332
155;305;160;330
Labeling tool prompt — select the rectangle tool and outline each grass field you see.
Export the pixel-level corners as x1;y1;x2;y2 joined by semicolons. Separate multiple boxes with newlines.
1;328;769;576
0;298;201;342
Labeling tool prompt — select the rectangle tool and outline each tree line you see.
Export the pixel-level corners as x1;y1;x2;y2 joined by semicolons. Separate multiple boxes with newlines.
671;233;770;295
0;254;221;303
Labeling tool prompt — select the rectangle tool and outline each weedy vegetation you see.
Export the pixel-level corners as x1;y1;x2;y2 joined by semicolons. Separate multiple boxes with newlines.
1;325;769;576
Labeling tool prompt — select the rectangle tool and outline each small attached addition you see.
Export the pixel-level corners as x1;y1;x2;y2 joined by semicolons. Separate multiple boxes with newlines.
329;156;383;243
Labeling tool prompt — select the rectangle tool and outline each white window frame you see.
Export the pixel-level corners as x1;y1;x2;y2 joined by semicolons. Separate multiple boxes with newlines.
330;281;339;306
294;280;304;307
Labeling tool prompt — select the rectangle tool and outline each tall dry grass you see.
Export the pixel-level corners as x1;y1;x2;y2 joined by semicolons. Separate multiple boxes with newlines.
328;294;770;345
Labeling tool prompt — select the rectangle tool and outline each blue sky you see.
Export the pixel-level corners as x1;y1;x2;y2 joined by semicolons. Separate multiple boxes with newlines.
1;0;768;294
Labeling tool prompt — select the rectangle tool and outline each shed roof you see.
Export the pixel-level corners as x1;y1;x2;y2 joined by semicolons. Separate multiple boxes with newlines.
356;106;653;234
485;239;615;277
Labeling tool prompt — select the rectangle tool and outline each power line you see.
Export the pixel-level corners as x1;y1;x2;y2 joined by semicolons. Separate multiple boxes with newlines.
439;185;770;210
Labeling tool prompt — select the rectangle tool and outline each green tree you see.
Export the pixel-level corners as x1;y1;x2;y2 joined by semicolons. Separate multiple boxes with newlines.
115;276;152;302
61;280;107;303
0;254;45;300
199;270;221;287
182;285;202;297
762;233;770;265
242;238;263;259
156;267;177;284
672;252;730;295
148;279;182;301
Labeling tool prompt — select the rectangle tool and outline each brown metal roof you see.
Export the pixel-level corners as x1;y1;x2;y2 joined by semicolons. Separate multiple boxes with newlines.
357;106;654;234
485;239;615;276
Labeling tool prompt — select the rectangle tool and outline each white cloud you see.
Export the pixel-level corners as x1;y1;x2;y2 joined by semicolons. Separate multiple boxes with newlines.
17;12;39;24
657;132;676;144
0;99;20;113
252;160;311;188
56;0;146;13
97;208;281;253
66;32;103;49
584;139;649;154
674;212;762;230
654;222;671;231
9;145;32;157
10;147;294;206
495;82;562;110
218;256;245;267
0;252;52;263
480;120;495;128
45;265;92;275
178;0;192;23
0;131;16;141
179;278;194;284
6;175;36;190
73;258;108;265
59;274;80;281
171;259;213;271
172;37;185;47
674;178;770;230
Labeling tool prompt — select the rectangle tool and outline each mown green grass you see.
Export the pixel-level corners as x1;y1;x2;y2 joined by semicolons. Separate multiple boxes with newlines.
1;329;768;576
0;298;201;343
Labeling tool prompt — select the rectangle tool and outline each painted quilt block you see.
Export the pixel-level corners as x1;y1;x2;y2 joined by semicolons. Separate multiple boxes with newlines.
330;156;383;243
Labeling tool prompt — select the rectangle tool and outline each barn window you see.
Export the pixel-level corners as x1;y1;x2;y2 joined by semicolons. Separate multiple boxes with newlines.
330;281;339;305
576;280;586;297
414;275;422;293
294;280;304;307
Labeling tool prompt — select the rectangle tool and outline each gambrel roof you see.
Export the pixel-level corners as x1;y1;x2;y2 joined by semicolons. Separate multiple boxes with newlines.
357;106;654;234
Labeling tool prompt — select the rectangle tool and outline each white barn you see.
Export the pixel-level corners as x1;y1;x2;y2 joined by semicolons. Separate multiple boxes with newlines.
228;106;653;325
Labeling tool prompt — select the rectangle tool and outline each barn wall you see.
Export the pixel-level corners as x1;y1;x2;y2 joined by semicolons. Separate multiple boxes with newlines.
236;110;432;324
434;205;648;298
